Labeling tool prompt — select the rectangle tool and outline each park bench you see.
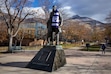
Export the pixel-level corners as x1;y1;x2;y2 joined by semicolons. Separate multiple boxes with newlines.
12;46;22;50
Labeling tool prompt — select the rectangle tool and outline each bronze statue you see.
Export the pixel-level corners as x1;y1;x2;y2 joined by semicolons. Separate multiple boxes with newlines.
47;5;63;45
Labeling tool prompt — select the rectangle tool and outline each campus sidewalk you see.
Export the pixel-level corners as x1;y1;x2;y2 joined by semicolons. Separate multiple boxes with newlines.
0;47;111;74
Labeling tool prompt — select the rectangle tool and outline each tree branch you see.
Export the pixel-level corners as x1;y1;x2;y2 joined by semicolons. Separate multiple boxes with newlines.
12;0;23;24
19;0;26;21
5;0;12;26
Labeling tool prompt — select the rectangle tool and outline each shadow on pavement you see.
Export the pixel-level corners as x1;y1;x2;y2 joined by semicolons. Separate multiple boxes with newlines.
59;64;111;74
0;62;28;68
65;50;111;58
0;51;11;54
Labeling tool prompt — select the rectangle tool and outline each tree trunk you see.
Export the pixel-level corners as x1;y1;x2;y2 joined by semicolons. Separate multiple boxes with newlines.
8;36;13;52
19;40;22;49
19;34;24;50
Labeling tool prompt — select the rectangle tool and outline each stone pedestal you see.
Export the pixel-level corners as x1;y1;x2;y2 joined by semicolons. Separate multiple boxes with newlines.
26;45;66;72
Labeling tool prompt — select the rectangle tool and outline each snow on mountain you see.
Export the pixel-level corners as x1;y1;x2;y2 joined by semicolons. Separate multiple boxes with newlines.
71;15;104;26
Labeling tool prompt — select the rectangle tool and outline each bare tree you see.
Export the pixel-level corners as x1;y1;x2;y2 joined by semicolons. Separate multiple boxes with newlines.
0;0;34;52
15;29;25;49
104;11;111;44
38;0;53;20
38;0;70;21
0;22;7;43
106;11;111;23
62;20;92;41
104;24;111;42
57;5;71;20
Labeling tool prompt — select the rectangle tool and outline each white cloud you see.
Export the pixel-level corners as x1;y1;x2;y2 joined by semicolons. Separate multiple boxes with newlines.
53;0;57;4
59;6;76;18
91;13;108;22
62;6;71;10
0;5;45;19
28;0;34;2
0;0;45;19
23;7;45;18
58;0;111;22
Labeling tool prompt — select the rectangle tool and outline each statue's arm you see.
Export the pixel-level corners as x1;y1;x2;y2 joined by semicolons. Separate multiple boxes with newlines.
47;12;53;28
59;12;63;26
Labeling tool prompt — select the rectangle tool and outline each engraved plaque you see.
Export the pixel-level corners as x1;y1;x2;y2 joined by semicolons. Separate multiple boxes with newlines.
38;51;51;62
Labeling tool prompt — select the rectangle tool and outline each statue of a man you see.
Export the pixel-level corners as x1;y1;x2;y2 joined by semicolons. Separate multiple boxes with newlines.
47;5;63;45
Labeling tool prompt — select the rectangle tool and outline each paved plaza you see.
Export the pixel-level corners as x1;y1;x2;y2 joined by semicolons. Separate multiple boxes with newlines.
0;47;111;74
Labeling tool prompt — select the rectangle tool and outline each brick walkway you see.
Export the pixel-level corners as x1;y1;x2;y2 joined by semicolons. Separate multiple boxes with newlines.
0;47;111;74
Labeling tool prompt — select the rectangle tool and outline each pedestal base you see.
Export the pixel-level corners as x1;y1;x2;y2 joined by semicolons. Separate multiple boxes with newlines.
26;45;66;72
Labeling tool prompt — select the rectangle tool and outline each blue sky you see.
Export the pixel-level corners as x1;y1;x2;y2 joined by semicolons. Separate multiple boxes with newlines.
32;0;38;7
31;0;56;7
31;0;111;23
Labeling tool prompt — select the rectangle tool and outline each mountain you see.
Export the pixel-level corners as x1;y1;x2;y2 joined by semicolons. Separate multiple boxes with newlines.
71;15;104;26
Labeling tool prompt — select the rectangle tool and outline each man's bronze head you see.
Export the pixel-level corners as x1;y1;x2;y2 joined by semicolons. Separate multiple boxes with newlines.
53;5;57;11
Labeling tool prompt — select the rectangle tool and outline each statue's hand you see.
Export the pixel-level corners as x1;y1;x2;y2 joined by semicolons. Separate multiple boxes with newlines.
58;27;62;33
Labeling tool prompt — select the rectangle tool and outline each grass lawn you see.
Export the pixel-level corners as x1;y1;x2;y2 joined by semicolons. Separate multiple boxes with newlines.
62;43;82;49
0;43;99;52
0;47;8;51
22;46;42;50
0;46;42;52
81;45;100;51
0;42;82;52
